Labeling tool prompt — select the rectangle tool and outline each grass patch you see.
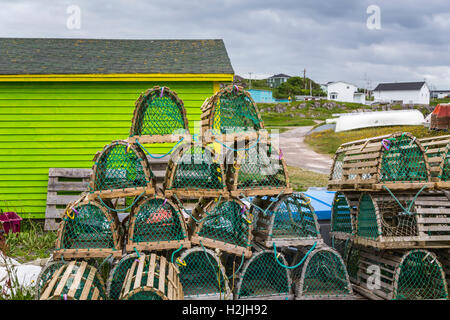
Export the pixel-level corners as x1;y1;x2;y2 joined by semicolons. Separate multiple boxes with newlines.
261;114;316;127
304;125;444;155
287;166;328;191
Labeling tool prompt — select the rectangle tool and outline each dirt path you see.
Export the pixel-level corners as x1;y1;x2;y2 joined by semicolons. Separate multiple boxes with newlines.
278;126;333;175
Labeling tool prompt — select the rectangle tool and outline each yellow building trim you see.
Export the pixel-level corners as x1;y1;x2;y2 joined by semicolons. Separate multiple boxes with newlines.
0;73;234;82
213;81;221;93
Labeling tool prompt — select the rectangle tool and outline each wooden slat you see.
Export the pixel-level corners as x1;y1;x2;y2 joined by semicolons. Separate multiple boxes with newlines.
147;253;156;288
159;256;167;295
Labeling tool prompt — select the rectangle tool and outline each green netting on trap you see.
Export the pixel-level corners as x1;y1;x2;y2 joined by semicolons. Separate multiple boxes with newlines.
92;141;151;192
168;144;225;191
441;148;450;181
291;248;352;298
130;197;187;244
331;192;353;234
331;237;352;262
177;248;229;299
394;250;448;300
126;290;163;300
35;260;66;299
357;194;380;240
346;245;360;282
229;143;287;190
331;152;345;181
380;134;429;182
130;86;188;137
107;253;137;300
237;251;291;299
56;202;120;251
195;199;251;249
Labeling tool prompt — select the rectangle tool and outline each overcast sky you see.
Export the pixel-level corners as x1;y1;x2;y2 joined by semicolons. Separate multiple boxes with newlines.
1;0;449;89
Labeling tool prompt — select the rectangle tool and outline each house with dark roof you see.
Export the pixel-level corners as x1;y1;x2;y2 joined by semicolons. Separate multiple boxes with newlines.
0;38;234;219
267;73;290;88
373;81;430;105
326;81;366;104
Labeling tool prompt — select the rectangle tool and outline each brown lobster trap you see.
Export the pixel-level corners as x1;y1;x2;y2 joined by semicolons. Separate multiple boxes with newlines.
251;193;323;248
128;86;190;144
119;253;184;300
355;247;448;300
188;197;253;258
328;132;432;191
88;140;156;200
39;260;107;300
53;199;123;260
126;195;190;252
354;191;450;249
200;85;265;143
163;143;229;199
225;139;292;197
419;135;450;189
330;192;361;241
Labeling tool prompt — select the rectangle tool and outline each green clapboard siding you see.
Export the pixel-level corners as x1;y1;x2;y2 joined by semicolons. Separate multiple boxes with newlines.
0;81;215;218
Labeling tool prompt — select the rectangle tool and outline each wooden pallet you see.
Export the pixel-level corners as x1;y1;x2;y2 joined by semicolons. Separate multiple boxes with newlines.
328;132;431;192
419;135;450;188
120;253;184;300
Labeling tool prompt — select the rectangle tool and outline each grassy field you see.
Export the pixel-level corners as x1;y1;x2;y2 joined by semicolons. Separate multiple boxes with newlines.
304;125;444;155
287;166;328;191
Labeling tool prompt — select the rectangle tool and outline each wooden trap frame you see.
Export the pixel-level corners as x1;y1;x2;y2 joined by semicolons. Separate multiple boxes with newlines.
107;252;139;300
39;260;107;300
419;135;450;189
119;253;184;300
328;132;432;191
53;198;123;260
128;86;190;144
126;195;190;252
251;193;323;248
88;140;156;200
188;197;253;258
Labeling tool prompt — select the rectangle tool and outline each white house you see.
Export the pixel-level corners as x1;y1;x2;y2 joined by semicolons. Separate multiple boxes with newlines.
373;82;430;105
431;90;450;99
326;81;366;104
267;73;290;88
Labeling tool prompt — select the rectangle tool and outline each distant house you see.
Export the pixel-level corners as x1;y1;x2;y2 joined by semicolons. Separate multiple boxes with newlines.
326;81;366;104
267;73;290;88
373;82;430;105
233;75;247;88
431;90;450;99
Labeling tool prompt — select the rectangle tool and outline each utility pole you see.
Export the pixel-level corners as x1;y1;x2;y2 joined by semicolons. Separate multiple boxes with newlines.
310;79;312;96
248;72;253;89
303;69;306;91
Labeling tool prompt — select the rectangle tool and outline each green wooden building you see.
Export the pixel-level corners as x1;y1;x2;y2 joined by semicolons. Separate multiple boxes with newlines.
0;38;234;219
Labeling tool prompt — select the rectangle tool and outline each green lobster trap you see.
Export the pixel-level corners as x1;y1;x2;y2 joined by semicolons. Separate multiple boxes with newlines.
119;253;184;300
225;140;292;197
39;260;107;300
176;247;231;300
435;249;449;294
419;135;450;189
35;259;67;300
251;193;323;248
328;132;432;191
126;195;190;252
200;84;265;143
106;252;139;300
128;86;190;144
288;245;353;300
330;192;360;241
53;199;123;260
88;140;156;200
188;197;253;258
356;247;448;300
235;249;294;300
163;143;228;199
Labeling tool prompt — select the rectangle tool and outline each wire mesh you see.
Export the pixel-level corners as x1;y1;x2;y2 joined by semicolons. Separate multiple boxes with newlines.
106;253;137;300
331;192;353;235
35;260;66;300
331;152;345;181
357;194;381;240
442;148;450;181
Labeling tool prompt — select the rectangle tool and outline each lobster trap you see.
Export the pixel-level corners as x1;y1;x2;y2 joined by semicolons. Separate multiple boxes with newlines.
106;253;138;300
235;249;294;300
251;193;323;248
356;247;448;300
188;197;253;258
164;143;228;199
328;132;432;191
288;245;353;300
53;199;123;260
128;86;190;144
200;85;264;143
35;259;67;300
330;192;361;240
225;140;292;197
126;196;190;252
176;247;231;300
88;140;155;200
119;253;184;300
355;191;450;249
420;135;450;188
39;260;107;300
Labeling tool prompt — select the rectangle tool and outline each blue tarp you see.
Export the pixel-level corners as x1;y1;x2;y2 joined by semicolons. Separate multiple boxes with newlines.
302;187;336;221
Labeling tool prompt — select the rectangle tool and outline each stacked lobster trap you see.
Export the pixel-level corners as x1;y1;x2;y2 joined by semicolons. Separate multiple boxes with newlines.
37;84;354;301
328;132;450;300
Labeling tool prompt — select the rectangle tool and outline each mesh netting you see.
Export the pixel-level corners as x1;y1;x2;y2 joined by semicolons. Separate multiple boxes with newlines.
331;192;353;235
35;260;66;299
130;86;188;137
331;237;352;263
291;247;352;298
331;152;345;181
346;244;360;283
236;250;291;299
394;250;448;300
128;197;188;248
357;194;381;240
125;290;163;300
92;140;152;192
380;134;429;182
107;253;137;300
441;148;450;181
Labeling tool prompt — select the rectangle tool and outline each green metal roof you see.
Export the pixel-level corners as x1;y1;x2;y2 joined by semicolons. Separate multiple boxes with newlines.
0;38;234;75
